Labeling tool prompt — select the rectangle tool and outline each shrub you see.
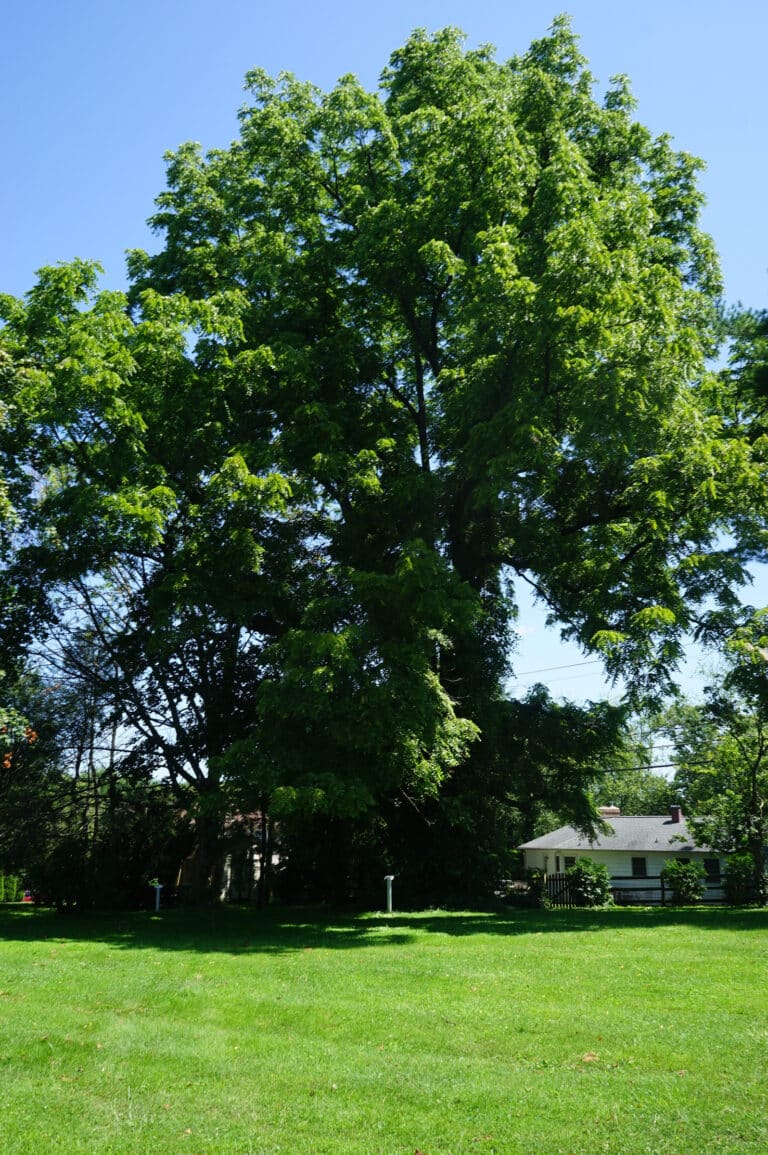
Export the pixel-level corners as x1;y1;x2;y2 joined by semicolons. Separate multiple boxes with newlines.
566;857;612;907
723;854;756;905
661;859;706;904
525;868;547;909
0;874;23;903
26;835;94;911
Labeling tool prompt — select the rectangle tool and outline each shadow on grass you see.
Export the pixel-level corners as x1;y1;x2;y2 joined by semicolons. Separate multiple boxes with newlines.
0;902;766;955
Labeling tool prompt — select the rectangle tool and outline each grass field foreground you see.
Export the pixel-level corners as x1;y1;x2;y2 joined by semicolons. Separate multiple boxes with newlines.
0;905;766;1153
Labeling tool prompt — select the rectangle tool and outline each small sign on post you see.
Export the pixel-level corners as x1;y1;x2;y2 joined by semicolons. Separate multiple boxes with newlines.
384;874;395;914
149;879;164;913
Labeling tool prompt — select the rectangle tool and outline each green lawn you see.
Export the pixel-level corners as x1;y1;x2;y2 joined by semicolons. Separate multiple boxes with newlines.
0;905;765;1154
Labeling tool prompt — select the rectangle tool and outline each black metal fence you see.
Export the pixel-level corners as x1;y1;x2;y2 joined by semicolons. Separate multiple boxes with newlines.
545;872;577;907
544;872;724;907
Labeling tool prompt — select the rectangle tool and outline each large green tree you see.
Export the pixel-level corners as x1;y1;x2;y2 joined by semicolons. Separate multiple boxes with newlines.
2;20;764;899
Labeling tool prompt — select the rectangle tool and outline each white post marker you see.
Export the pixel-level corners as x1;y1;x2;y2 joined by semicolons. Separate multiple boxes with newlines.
153;883;163;913
384;874;395;914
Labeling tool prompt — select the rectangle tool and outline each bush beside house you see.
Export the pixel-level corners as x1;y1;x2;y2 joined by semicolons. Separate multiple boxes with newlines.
722;853;765;905
566;857;613;907
660;859;706;904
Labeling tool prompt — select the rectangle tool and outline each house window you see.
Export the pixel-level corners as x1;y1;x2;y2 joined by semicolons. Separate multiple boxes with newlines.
564;857;576;870
704;858;721;881
631;857;647;878
555;856;560;873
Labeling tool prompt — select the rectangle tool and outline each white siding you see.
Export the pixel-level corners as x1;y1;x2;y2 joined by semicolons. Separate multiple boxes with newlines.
523;847;725;902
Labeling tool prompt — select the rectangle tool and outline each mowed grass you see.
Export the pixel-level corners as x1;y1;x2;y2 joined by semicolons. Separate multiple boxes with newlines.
0;906;766;1153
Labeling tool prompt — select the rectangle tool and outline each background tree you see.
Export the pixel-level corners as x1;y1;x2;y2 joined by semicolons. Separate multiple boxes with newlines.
665;620;768;903
724;307;768;440
0;353;15;531
593;766;676;815
592;719;678;815
0;667;193;910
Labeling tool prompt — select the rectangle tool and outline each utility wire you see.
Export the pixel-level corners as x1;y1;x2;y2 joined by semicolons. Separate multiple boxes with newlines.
513;671;613;686
512;659;602;678
586;759;712;775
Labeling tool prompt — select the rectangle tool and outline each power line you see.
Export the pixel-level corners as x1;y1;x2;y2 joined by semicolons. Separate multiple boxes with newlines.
513;671;612;687
512;659;602;678
587;759;712;775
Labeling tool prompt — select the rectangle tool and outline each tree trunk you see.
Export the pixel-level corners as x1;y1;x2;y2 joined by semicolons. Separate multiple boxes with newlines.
183;809;225;903
256;806;271;908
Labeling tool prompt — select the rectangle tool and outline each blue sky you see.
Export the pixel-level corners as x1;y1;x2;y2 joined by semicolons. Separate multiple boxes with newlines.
2;1;766;701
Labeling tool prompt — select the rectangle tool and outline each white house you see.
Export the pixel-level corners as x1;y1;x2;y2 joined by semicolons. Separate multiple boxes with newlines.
519;806;727;903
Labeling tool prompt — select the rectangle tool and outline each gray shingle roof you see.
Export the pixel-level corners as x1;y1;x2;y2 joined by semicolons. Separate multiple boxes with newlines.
519;815;710;854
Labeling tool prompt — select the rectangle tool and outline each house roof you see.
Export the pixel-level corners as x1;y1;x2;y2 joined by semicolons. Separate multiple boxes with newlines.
519;815;710;854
